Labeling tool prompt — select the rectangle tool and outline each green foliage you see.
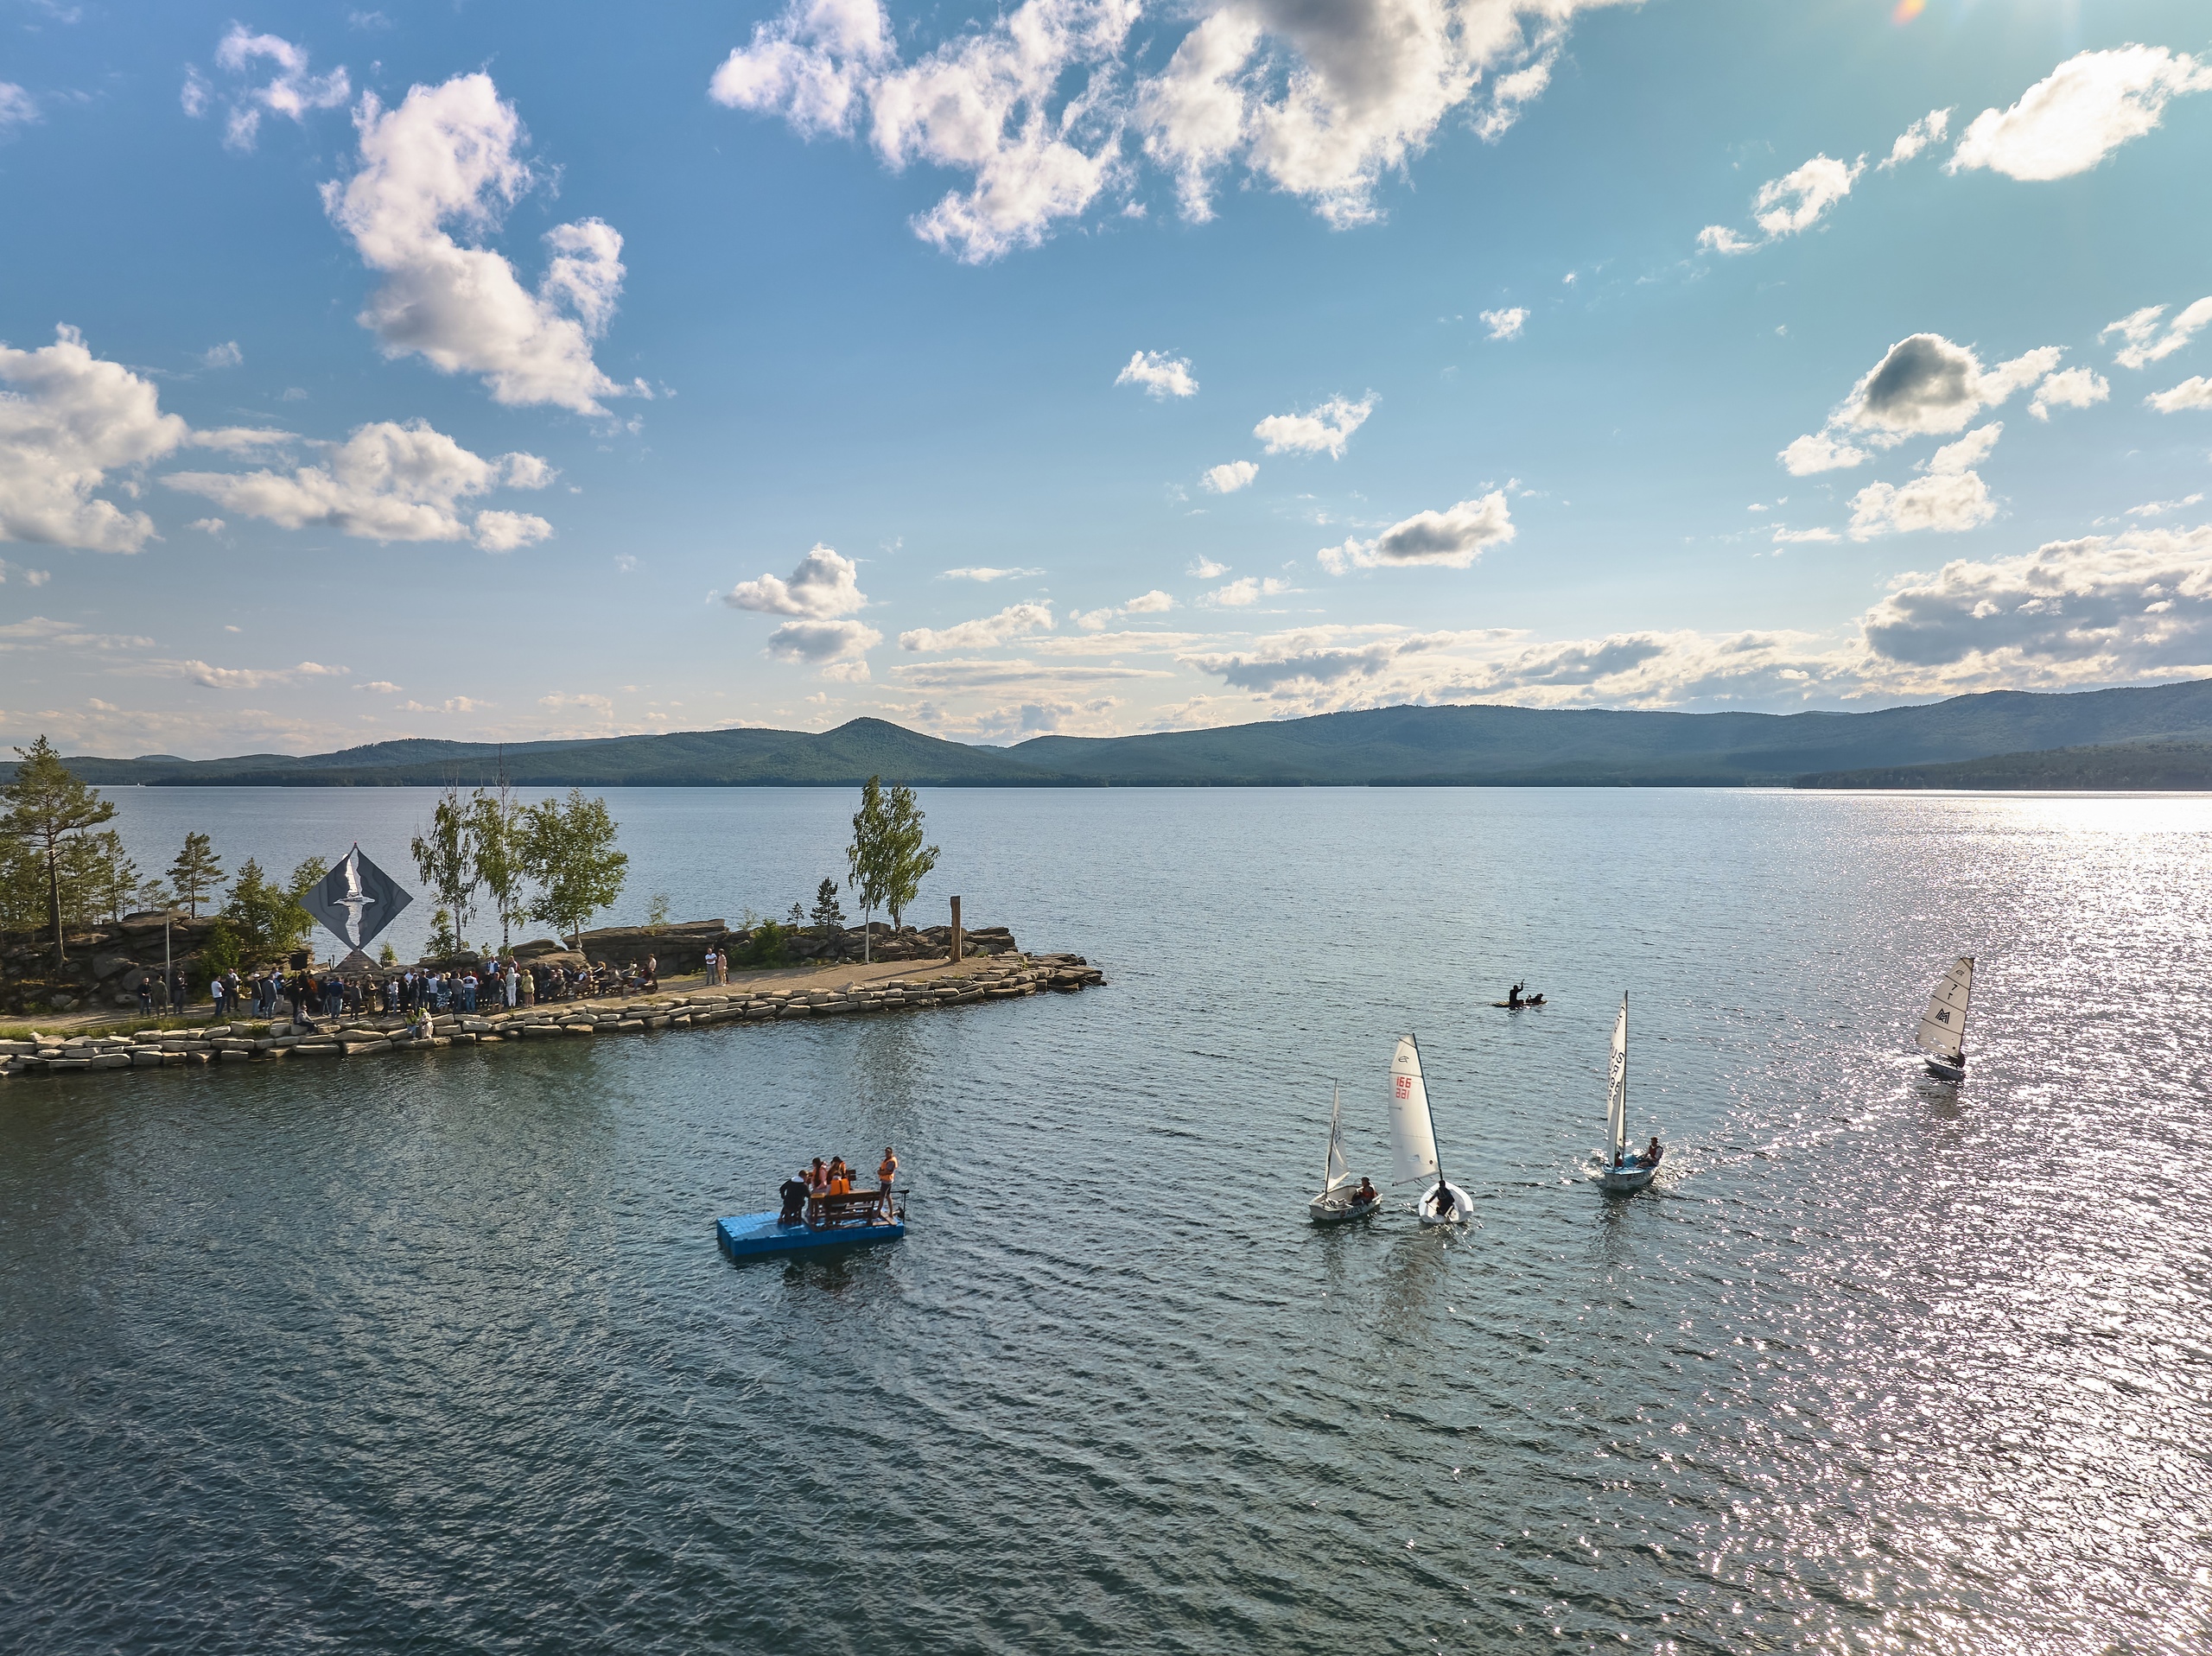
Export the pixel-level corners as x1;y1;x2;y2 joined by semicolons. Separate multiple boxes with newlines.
645;892;671;931
2;735;118;961
378;942;398;967
810;876;846;936
846;776;940;956
200;917;241;987
427;905;459;958
410;787;479;943
221;859;315;966
520;789;628;947
468;782;526;951
735;920;787;968
169;831;222;917
785;901;805;931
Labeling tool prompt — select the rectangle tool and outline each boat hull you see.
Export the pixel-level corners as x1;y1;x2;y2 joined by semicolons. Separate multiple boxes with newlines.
1923;1056;1965;1082
1599;1164;1656;1195
1416;1181;1474;1226
716;1207;905;1262
1308;1191;1381;1224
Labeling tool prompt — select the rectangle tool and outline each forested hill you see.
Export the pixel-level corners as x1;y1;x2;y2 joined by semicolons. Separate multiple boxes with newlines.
18;677;2212;787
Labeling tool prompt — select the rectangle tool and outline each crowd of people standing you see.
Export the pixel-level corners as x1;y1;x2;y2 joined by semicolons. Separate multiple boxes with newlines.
142;953;664;1025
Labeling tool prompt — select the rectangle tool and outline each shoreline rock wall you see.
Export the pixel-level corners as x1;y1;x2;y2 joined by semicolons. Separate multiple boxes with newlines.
0;954;1105;1079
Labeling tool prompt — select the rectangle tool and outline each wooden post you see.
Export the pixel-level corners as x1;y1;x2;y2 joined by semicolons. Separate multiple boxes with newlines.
950;896;963;963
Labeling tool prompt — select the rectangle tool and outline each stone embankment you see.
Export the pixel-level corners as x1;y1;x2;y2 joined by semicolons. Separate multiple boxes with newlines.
0;954;1104;1080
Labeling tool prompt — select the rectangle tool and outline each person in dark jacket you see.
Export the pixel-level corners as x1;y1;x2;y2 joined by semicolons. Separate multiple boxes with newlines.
778;1171;810;1227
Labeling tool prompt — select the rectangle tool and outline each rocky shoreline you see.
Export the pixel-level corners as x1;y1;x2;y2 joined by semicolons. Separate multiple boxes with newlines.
0;953;1104;1080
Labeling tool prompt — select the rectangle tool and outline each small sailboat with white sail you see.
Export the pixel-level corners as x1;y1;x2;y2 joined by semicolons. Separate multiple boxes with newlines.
1916;955;1974;1082
1308;1082;1380;1223
1597;993;1660;1194
1391;1034;1473;1226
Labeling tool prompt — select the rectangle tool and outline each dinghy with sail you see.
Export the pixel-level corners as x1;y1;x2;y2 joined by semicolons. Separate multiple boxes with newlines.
1391;1034;1473;1226
1916;955;1974;1082
1308;1082;1380;1222
1598;993;1660;1194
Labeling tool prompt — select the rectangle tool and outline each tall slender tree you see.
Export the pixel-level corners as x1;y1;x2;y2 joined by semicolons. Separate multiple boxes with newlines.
468;772;526;955
519;790;628;949
846;776;939;961
410;785;480;949
2;736;117;965
169;831;223;918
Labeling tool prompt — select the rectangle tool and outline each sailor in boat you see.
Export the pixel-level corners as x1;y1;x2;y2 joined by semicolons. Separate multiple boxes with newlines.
1429;1177;1457;1219
1637;1136;1662;1171
1506;981;1524;1008
1355;1177;1377;1206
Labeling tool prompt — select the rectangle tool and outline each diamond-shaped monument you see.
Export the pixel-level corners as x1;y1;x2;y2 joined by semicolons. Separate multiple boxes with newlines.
302;844;414;955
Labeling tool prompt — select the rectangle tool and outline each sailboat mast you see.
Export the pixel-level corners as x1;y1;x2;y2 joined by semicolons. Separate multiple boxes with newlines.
1621;992;1629;1156
1410;1030;1445;1189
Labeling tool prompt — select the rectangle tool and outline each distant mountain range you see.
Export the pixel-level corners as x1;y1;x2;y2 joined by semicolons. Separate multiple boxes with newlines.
20;677;2212;789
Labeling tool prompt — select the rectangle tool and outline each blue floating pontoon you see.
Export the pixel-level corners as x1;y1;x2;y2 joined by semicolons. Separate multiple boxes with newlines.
715;1193;906;1262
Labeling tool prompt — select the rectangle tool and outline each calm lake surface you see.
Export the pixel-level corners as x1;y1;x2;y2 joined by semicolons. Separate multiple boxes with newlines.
4;787;2209;1653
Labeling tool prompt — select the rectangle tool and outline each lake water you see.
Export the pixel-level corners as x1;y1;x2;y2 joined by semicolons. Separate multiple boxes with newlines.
3;787;2209;1653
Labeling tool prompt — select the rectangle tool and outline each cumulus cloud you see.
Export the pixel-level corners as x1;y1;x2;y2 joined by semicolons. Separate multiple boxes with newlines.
1201;460;1257;493
1771;525;1840;545
1948;46;2212;181
899;600;1054;651
2102;297;2212;369
159;658;351;692
200;341;244;370
2030;365;2109;420
165;419;555;549
939;565;1043;581
1124;588;1173;613
321;73;627;413
1320;492;1513;572
1847;424;2002;541
1480;307;1527;340
1783;335;2063;474
723;544;868;618
1116;350;1197;398
2146;378;2212;414
713;0;1623;257
1699;153;1864;253
200;25;351;152
0;326;189;553
2125;493;2203;517
1779;432;1872;476
1879;107;1950;169
1253;394;1373;458
1188;555;1229;578
1207;574;1289;606
765;618;882;676
1071;589;1173;630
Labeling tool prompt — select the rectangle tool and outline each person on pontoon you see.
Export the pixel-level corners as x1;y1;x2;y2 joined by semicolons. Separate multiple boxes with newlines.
876;1147;899;1221
779;1171;810;1227
1637;1137;1663;1171
1506;982;1523;1007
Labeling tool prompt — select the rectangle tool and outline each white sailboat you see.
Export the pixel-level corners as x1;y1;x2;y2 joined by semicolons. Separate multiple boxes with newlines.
1391;1034;1472;1226
1307;1082;1380;1223
1598;993;1659;1194
1916;955;1974;1082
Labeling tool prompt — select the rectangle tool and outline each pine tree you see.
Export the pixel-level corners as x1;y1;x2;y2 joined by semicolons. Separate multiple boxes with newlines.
810;876;846;936
169;831;223;918
2;736;118;964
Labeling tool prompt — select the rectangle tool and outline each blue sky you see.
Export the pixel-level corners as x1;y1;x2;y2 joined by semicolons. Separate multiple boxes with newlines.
2;0;2209;755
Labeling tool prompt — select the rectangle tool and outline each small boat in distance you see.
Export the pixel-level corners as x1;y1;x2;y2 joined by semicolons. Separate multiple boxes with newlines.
1598;993;1660;1194
1917;955;1974;1082
1391;1034;1473;1226
1491;979;1547;1008
1308;1082;1381;1223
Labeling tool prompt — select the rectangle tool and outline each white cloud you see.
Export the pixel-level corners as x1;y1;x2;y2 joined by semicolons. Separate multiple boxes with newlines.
188;517;225;533
1771;525;1840;545
1695;224;1758;256
1859;524;2212;688
2030;366;2110;420
765;618;882;676
939;565;1043;581
714;0;1622;257
1116;350;1197;398
2147;378;2212;414
1208;575;1289;606
321;74;626;414
1071;589;1173;630
721;544;868;617
165;419;555;549
0;559;53;584
188;426;297;454
159;658;351;692
899;600;1054;651
0;616;156;652
199;340;243;370
2102;297;2212;369
205;26;351;152
0;326;188;553
1848;473;1995;541
1928;422;2003;474
1188;555;1229;578
891;656;1169;688
1753;153;1863;237
1254;394;1373;459
1948;46;2212;182
1123;588;1173;613
1480;307;1527;340
1779;431;1871;475
1319;492;1514;573
1879;107;1951;169
1201;460;1257;493
356;680;402;694
0;83;38;135
2125;494;2204;518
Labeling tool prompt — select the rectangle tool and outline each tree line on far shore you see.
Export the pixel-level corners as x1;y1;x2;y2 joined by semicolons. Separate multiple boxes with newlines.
0;734;943;976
